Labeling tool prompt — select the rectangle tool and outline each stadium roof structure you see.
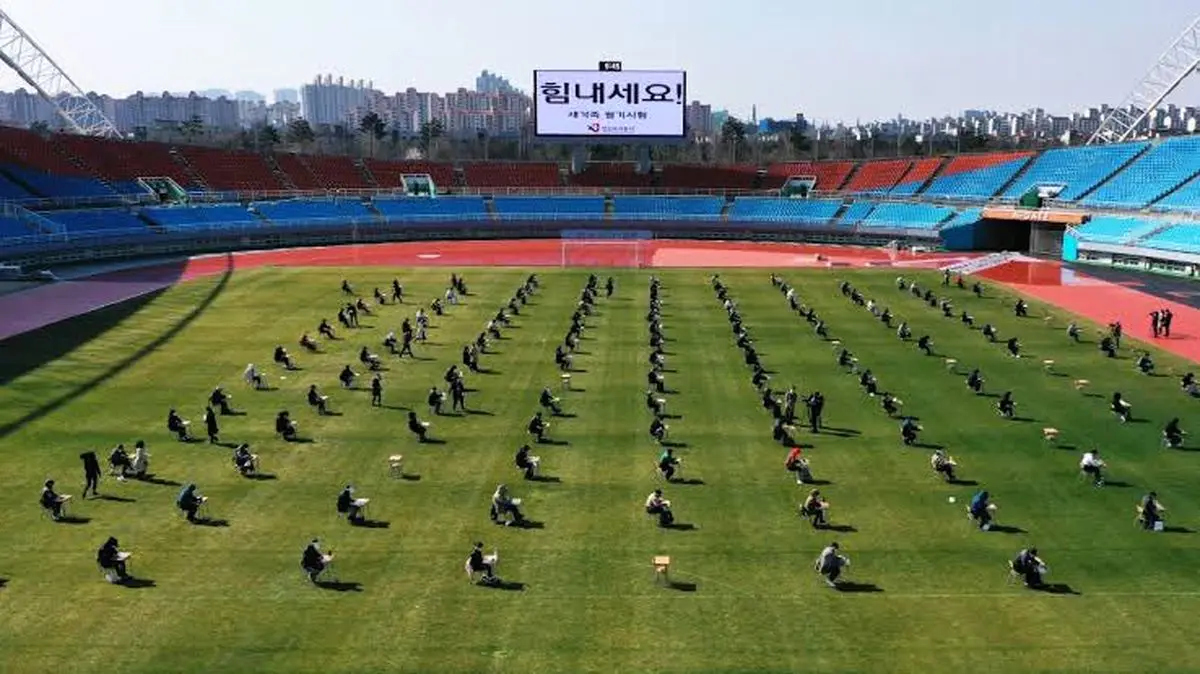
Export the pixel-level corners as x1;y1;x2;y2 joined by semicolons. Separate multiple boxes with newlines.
0;8;121;138
1090;15;1200;145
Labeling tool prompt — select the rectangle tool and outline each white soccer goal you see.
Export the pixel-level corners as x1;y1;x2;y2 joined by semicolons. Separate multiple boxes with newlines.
560;239;646;268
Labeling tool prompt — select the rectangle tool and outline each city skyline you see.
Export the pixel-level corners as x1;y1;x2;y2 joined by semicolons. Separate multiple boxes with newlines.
1;0;1198;124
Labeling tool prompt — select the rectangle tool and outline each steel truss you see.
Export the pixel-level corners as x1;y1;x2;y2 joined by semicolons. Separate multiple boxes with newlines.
0;8;120;138
1089;15;1200;145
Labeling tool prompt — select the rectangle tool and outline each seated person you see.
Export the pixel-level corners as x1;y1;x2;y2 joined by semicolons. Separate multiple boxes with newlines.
338;365;357;389
243;363;265;389
837;349;854;369
306;385;330;415
130;441;150;478
1136;353;1154;375
1139;491;1165;530
815;542;848;589
881;393;901;416
1006;337;1021;358
658;448;680;481
1080;449;1105;486
650;415;669;444
276;411;298;441
209;387;235;415
40;479;67;520
1110;392;1132;423
969;490;994;531
301;538;332;583
972;281;983;297
646;390;666;416
176;483;206;523
917;335;933;355
299;333;319;353
785;447;813;484
1014;299;1028;317
166;409;191;442
318;319;336;340
997;392;1016;419
467;542;498;584
515;444;539;480
960;311;974;327
273;345;295;370
1066;322;1080;342
527;412;548;443
97;537;131;582
896;322;911;340
383;331;398;354
981;324;997;342
1181;372;1198;396
233;444;258;476
490;484;525;525
336;485;367;525
407;411;430;441
800;489;829;528
1164;418;1186;449
931;450;957;482
901;417;921;445
1011;548;1045;588
359;346;382;371
644;489;675;527
355;297;373;315
859;370;878;396
109;444;133;479
1099;336;1116;358
772;416;795;446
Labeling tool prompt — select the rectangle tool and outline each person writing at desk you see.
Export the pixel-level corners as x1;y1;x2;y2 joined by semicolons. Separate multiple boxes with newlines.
97;537;131;583
301;539;332;583
40;479;70;521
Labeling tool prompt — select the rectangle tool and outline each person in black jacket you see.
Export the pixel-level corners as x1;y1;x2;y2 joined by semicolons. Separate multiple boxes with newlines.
97;537;130;582
301;539;330;583
40;479;67;520
80;451;101;498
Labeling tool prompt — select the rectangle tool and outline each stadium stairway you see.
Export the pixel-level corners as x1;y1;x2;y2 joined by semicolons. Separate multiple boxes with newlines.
0;167;47;200
1057;143;1152;203
47;138;124;198
356;159;379;188
1146;168;1200;210
484;197;499;220
992;155;1039;198
266;155;297;191
135;210;165;233
719;199;734;220
170;149;208;192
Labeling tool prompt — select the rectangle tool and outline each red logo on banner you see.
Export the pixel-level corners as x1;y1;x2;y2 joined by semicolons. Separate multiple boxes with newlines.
587;123;601;133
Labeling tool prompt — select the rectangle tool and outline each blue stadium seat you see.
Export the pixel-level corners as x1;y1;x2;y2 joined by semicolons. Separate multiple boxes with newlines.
492;196;605;220
5;166;115;199
1151;173;1200;212
142;204;262;230
838;201;875;225
1072;216;1161;244
0;173;33;201
611;196;724;220
1140;224;1200;254
941;208;984;229
40;209;150;237
0;216;37;241
255;198;374;225
728;198;841;223
1002;142;1148;201
922;157;1031;200
858;202;956;230
374;197;488;221
1082;136;1200;208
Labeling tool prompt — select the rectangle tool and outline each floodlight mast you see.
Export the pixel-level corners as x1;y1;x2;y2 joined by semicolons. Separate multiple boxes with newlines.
1088;15;1200;145
0;8;121;138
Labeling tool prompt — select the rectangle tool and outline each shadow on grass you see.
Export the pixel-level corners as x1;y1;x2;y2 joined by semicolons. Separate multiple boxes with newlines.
316;580;363;592
664;522;696;531
668;580;697;592
466;409;495;416
661;441;688;449
1102;480;1134;488
989;525;1025;534
1036;583;1080;595
950;479;979;486
96;494;137;503
118;577;157;589
55;515;90;525
671;478;705;486
352;519;390;529
400;474;422;482
836;581;883;593
0;254;234;441
530;475;561;483
1011;417;1037;423
821;524;857;533
245;473;278;481
419;438;447;445
1163;526;1193;534
140;475;182;487
512;520;545;530
537;439;569;446
193;518;230;528
478;579;525;591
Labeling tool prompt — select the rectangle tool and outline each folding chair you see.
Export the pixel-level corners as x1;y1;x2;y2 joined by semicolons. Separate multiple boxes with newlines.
560;373;572;391
1074;379;1090;391
388;455;405;479
1042;360;1055;373
653;556;671;585
945;358;958;371
1042;428;1059;443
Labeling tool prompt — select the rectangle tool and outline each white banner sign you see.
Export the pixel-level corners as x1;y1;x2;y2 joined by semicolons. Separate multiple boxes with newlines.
534;70;687;138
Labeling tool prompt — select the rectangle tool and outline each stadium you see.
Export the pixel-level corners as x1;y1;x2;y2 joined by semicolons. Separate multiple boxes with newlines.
3;6;1200;673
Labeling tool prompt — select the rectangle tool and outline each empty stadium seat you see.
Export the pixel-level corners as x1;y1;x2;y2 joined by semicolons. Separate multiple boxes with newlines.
464;162;560;188
0;173;33;200
569;163;651;188
659;165;757;189
492;196;605;219
1072;216;1162;244
612;196;724;219
838;201;875;225
765;162;854;191
844;160;911;194
39;209;150;237
255;198;374;225
1140;224;1200;254
728;198;841;223
142;204;262;230
1083;136;1200;208
0;216;38;240
373;196;487;220
55;135;195;192
941;208;984;229
1002;142;1149;202
274;154;325;190
179;146;287;191
858;202;956;230
889;158;945;195
922;152;1034;200
303;155;372;189
5;167;115;199
0;126;87;175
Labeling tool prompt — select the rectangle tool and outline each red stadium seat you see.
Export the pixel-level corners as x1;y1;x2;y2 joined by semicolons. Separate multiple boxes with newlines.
765;161;854;191
178;145;287;191
463;162;561;188
660;164;758;189
55;135;195;187
844;159;911;193
365;160;455;190
273;153;324;190
300;155;372;189
569;162;652;188
0;126;90;175
890;157;946;194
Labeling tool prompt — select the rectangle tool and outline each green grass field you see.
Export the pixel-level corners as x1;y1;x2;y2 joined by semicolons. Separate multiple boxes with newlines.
2;267;1199;674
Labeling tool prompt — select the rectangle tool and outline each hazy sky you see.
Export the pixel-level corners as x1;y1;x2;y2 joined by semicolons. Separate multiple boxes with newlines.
3;0;1198;122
